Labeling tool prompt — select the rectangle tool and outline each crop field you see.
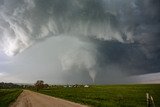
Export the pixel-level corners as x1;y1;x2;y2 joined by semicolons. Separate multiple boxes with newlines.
0;89;22;107
38;84;160;107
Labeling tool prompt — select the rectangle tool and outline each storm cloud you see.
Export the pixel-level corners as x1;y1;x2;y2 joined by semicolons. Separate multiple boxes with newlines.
0;0;160;84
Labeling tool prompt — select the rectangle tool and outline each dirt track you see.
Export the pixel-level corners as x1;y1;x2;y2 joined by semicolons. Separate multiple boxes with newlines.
10;90;88;107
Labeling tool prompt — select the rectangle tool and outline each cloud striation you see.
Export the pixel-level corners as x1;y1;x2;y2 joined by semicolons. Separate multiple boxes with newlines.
0;0;160;84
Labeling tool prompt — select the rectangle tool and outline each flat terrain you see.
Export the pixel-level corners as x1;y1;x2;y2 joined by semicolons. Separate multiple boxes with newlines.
10;90;88;107
1;84;160;107
0;89;22;107
38;84;160;107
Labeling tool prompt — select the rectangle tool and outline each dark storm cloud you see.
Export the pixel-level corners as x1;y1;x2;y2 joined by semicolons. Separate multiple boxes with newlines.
0;0;160;83
0;0;132;56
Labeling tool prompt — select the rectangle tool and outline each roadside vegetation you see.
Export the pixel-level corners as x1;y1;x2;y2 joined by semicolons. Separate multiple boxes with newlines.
37;84;160;107
0;89;22;107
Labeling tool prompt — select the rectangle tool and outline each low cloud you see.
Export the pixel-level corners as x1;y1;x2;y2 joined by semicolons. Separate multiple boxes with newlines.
0;0;159;84
61;46;97;82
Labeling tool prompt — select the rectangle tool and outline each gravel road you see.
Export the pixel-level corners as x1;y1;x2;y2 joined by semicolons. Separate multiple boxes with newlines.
10;90;88;107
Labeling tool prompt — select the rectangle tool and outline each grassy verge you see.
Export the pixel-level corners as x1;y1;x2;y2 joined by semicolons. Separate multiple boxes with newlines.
37;84;160;107
0;89;22;107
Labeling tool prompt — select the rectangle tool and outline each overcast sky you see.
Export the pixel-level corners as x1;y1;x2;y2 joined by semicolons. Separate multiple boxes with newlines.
0;0;160;84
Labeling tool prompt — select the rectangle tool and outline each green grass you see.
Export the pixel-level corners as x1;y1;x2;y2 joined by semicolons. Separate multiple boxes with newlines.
37;84;160;107
0;89;22;107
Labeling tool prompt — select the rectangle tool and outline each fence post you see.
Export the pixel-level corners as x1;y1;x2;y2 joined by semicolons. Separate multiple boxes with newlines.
146;93;155;107
146;93;150;107
150;96;155;107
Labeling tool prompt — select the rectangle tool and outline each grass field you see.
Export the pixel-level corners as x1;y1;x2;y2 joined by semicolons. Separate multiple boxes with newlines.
38;84;160;107
0;89;22;107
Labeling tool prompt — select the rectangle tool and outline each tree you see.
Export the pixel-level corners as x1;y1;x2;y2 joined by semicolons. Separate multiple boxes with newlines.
34;80;44;91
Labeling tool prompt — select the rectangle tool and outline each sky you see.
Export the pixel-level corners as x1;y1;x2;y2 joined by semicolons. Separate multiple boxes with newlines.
0;0;160;84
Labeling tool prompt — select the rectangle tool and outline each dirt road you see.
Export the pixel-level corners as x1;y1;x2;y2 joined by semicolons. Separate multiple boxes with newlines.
10;90;88;107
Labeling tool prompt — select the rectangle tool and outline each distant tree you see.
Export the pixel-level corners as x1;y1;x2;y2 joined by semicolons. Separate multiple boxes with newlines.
34;80;44;91
0;82;21;89
44;84;49;88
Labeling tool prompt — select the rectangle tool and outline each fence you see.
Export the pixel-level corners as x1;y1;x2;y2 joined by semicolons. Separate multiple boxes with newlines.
146;93;155;107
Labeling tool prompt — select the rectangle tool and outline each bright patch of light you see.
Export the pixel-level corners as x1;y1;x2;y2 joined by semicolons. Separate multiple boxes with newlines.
0;72;6;76
3;37;17;57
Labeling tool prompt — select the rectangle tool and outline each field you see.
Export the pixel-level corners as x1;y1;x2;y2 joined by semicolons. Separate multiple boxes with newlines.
0;89;22;107
38;84;160;107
